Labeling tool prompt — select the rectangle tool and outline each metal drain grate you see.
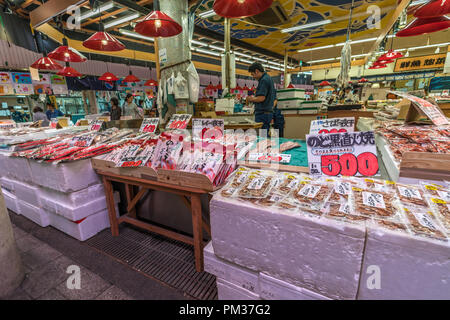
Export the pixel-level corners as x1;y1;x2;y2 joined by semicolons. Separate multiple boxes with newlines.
85;225;218;300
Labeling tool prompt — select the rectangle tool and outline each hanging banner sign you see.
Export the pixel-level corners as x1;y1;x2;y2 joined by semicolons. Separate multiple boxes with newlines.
394;54;446;72
139;118;160;133
309;117;355;135
391;91;449;126
89;120;104;131
248;153;292;164
192;118;224;141
306;131;379;177
165;114;191;130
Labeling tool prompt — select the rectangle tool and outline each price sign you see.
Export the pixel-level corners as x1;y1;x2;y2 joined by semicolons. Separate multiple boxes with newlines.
50;118;58;129
116;144;142;168
71;135;95;147
166;114;192;130
309;117;355;135
306;131;379;177
89;120;104;131
248;153;291;164
391;91;449;126
0;120;16;130
139;118;160;133
192;118;224;140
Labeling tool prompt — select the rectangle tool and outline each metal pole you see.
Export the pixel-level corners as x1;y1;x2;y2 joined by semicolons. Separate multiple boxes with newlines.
284;49;288;89
224;17;231;92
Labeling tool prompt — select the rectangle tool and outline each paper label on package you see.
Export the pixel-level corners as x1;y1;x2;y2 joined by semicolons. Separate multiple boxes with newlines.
437;190;450;201
339;202;351;214
398;186;422;200
236;172;248;184
412;211;437;230
270;194;283;203
298;185;321;198
335;182;351;195
248;177;266;190
287;179;299;190
362;192;386;209
223;187;236;196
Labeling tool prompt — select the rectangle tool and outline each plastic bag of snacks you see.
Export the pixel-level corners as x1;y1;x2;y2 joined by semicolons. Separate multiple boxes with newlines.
395;183;428;208
421;183;450;202
361;178;386;192
427;197;450;232
258;192;286;207
275;196;298;211
351;187;396;218
372;218;411;234
293;181;333;206
402;206;448;241
237;170;275;199
322;201;369;224
275;173;301;194
328;180;354;203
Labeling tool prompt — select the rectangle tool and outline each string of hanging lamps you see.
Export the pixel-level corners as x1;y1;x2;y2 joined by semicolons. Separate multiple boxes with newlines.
123;53;141;83
30;32;63;71
144;64;158;86
134;0;182;37
213;0;273;18
99;57;119;81
51;21;84;77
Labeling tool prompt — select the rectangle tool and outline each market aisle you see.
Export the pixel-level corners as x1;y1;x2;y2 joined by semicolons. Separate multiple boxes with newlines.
3;211;190;300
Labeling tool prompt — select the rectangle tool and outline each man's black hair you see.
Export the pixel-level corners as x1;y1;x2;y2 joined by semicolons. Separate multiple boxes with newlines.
248;62;265;73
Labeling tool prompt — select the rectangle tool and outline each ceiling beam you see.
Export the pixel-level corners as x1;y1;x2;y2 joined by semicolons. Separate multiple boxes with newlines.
289;59;365;73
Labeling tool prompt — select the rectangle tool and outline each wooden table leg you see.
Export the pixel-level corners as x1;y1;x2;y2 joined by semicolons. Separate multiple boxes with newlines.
102;176;119;236
125;184;136;218
190;194;204;272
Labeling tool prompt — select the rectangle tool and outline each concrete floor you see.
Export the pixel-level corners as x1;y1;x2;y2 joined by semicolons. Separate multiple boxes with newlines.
2;211;189;300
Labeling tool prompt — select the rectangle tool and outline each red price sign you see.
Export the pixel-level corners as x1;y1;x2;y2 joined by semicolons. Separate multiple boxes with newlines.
120;160;143;167
318;128;348;134
321;152;378;176
165;114;191;130
139;118;159;133
89;120;104;131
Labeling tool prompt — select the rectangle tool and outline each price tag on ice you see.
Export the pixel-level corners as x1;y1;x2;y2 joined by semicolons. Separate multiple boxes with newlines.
306;131;379;178
139;118;159;133
165;114;191;130
89;120;104;131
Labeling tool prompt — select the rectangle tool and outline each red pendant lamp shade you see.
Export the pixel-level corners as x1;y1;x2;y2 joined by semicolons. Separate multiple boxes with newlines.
243;85;250;91
206;83;215;90
369;64;387;69
319;80;331;86
83;24;125;51
57;66;82;77
135;11;182;37
287;83;295;88
99;72;119;81
379;49;403;60
376;58;395;64
48;38;87;62
236;85;243;91
396;16;450;37
30;56;63;71
144;79;158;86
414;0;450;18
358;78;369;83
213;0;273;18
216;83;223;90
123;72;140;83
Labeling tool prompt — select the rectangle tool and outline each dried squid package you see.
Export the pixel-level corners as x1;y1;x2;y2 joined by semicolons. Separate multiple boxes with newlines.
352;187;396;219
322;201;369;224
402;206;448;241
328;180;354;203
258;192;286;207
421;183;450;202
427;198;450;232
237;171;275;199
294;181;333;206
396;184;428;208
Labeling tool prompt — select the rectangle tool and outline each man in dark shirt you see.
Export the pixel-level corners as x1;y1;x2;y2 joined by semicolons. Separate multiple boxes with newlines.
246;63;276;135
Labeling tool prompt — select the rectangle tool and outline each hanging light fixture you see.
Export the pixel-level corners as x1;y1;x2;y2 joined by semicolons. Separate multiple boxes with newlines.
134;0;182;37
243;84;250;91
215;82;223;90
369;63;387;69
213;0;273;18
414;0;450;18
376;58;395;64
319;80;331;86
396;16;450;37
123;59;141;83
31;54;63;71
358;78;369;83
57;62;82;77
379;49;403;60
48;38;87;62
99;72;119;81
145;79;158;86
83;23;126;51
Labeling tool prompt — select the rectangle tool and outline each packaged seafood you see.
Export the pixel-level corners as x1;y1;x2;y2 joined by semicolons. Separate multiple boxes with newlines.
402;207;448;241
352;187;396;218
237;171;275;199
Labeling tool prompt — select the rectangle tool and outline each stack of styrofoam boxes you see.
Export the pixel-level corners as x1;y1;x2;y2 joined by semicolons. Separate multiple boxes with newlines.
299;100;322;114
357;223;450;299
215;98;235;114
208;196;367;300
0;155;119;241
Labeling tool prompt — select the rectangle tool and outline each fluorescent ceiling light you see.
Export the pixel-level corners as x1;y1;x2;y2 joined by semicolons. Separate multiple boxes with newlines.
192;40;208;47
297;44;336;53
409;0;428;6
309;58;336;63
281;19;332;33
193;47;221;57
78;1;115;22
232;51;251;58
209;44;225;52
253;57;267;62
237;58;252;64
104;13;140;29
119;29;154;42
199;9;216;19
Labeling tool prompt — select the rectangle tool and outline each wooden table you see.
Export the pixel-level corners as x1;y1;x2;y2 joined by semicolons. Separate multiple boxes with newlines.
96;170;211;272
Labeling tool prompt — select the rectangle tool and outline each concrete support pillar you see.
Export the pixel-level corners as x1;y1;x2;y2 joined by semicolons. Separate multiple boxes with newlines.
0;189;24;297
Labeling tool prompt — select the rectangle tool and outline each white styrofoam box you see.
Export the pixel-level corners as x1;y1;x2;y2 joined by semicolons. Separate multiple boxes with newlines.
39;183;106;208
6;157;33;182
216;278;261;300
0;176;17;194
216;98;235;114
358;226;450;300
204;241;259;294
397;176;444;186
280;109;299;115
210;197;366;300
277;89;305;100
18;201;50;227
298;108;319;115
48;207;112;241
40;191;119;222
29;159;101;192
277;98;305;109
301;100;322;109
259;272;332;300
13;180;42;207
3;189;20;215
